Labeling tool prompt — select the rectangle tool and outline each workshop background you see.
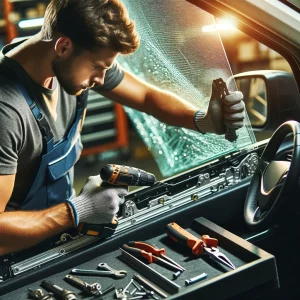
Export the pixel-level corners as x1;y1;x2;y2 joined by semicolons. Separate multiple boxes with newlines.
0;0;293;194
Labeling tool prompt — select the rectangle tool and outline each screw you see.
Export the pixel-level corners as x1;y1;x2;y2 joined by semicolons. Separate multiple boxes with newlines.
192;194;198;200
191;194;199;201
123;279;133;293
132;281;141;291
100;285;115;297
158;198;165;204
185;272;208;286
140;286;158;299
173;271;181;279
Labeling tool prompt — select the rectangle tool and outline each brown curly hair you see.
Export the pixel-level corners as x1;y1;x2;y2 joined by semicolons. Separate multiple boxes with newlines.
41;0;140;54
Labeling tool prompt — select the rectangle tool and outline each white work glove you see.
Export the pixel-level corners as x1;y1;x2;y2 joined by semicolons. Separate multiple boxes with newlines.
66;175;128;226
194;81;245;134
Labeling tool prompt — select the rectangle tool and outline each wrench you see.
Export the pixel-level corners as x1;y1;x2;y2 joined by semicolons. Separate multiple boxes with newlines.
97;263;128;278
71;264;127;279
64;274;101;295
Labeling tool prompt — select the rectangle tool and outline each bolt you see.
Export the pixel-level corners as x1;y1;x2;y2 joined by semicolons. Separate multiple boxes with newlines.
173;271;181;279
130;288;137;295
185;272;208;286
158;198;165;204
123;279;133;293
132;281;141;291
191;194;199;201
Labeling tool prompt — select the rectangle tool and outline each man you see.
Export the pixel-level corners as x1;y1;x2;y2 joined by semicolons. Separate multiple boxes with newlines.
0;0;245;255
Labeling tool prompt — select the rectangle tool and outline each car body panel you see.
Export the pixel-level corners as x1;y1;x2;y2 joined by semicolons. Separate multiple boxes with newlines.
1;0;300;299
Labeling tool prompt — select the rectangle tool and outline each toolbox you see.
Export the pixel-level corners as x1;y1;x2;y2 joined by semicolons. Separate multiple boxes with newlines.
0;142;279;299
0;217;278;300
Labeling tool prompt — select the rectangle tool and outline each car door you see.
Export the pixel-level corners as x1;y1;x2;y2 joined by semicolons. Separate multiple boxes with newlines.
1;1;300;299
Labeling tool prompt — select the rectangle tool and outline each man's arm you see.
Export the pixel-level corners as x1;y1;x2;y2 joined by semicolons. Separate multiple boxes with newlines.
99;69;245;134
0;203;73;255
99;70;198;130
0;175;127;256
0;173;74;255
0;174;15;212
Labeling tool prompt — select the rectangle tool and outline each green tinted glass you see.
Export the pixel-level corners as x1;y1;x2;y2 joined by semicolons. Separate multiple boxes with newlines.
119;0;256;177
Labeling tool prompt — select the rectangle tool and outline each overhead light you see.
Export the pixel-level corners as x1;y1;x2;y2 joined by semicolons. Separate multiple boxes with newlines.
18;18;44;29
202;20;236;32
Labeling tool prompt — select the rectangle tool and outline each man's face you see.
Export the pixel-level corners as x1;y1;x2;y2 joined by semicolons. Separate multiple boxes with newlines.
52;47;118;95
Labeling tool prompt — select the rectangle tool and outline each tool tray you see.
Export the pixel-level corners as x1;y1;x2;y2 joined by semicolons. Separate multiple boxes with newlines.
1;217;278;300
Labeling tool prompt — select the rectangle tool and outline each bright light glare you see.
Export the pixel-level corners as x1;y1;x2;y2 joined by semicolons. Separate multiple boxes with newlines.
19;18;44;29
202;20;236;32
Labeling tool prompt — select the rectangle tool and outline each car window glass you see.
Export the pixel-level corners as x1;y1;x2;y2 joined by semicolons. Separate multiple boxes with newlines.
219;25;293;75
118;0;255;178
279;0;300;10
218;20;294;141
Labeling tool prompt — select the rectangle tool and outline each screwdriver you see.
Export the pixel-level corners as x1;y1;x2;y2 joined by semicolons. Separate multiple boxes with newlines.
127;241;185;271
166;222;235;269
121;243;183;272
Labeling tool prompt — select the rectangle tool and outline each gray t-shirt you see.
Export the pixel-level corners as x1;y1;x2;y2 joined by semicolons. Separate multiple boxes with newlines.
0;40;124;210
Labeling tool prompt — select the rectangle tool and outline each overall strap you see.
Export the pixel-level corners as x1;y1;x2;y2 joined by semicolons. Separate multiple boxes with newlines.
14;80;88;152
14;81;54;153
77;91;88;109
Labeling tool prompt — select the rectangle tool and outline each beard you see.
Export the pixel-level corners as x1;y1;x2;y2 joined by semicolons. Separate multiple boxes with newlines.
52;55;79;95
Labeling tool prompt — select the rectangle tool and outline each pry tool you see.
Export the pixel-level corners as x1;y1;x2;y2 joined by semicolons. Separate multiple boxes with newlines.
213;77;238;142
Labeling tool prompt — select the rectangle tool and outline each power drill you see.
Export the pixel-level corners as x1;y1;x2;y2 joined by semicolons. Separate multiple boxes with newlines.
78;164;156;237
100;164;156;186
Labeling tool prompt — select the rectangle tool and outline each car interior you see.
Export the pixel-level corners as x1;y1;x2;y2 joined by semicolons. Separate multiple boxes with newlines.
1;0;300;299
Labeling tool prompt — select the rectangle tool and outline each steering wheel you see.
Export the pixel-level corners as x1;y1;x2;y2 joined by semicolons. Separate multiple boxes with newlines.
244;121;300;231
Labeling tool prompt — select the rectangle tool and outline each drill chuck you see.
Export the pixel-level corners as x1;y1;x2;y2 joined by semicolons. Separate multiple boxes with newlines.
100;164;156;186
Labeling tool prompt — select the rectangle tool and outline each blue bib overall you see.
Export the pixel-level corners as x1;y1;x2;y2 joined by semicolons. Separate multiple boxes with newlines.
15;82;87;210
